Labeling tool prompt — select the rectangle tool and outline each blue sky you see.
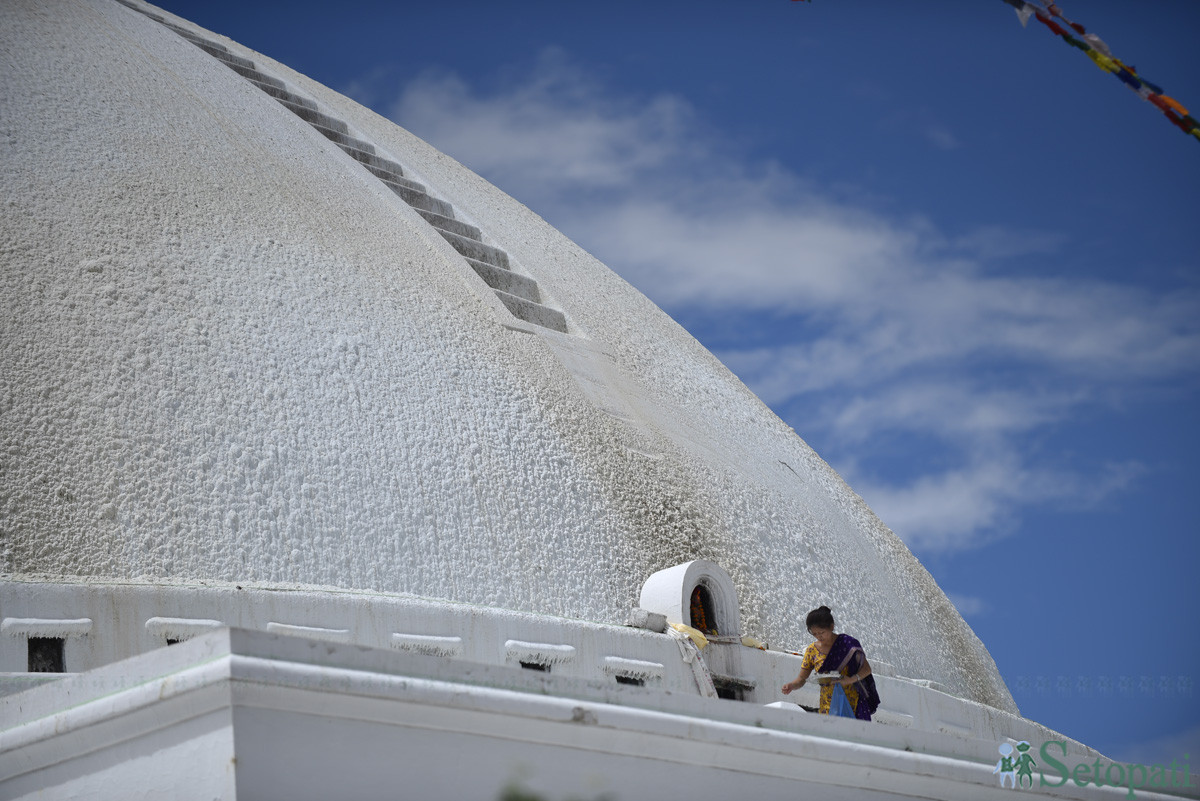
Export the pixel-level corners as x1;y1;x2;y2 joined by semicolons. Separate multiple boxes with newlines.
152;0;1199;764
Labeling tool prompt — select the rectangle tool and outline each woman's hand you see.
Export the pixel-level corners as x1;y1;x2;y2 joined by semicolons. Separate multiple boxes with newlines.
782;679;804;694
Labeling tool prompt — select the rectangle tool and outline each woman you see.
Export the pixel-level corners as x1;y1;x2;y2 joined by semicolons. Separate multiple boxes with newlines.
781;605;880;721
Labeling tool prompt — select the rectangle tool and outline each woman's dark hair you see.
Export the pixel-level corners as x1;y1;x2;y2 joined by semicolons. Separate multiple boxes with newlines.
805;605;834;631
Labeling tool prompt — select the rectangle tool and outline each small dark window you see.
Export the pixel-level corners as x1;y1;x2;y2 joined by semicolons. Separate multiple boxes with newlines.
165;638;180;646
714;683;741;701
615;675;645;687
519;661;550;672
28;637;65;673
712;676;753;702
690;585;718;635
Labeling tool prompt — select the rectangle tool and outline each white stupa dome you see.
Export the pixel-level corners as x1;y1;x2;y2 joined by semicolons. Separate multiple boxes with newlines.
1;0;1014;712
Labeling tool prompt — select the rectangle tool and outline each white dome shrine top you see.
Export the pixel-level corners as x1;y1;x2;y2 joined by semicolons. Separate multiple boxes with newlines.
1;0;1014;711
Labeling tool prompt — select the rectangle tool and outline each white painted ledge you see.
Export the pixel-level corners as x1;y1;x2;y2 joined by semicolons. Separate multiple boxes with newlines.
1;618;92;638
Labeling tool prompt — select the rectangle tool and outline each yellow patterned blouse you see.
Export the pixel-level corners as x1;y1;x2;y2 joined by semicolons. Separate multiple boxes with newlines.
802;642;860;714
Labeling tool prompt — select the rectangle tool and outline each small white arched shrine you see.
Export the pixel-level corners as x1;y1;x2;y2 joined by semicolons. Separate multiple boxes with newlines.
639;560;740;638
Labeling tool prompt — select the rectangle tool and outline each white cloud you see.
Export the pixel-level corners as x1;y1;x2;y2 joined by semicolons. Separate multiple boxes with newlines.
391;50;696;198
839;447;1144;553
846;452;1027;553
819;381;1081;443
389;50;1200;555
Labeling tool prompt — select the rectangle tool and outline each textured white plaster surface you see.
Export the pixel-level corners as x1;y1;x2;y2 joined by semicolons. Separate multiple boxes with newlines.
2;0;1013;711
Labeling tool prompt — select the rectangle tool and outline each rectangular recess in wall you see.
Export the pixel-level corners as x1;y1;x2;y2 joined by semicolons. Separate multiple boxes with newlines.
27;637;65;673
712;674;756;702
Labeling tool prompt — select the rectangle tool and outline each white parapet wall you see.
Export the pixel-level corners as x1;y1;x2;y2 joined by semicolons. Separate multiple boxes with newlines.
1;575;1101;765
2;626;1193;801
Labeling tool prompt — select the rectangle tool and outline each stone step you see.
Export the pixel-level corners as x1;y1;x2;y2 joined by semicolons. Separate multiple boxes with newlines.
416;209;479;240
164;24;212;44
466;258;541;304
366;164;422;193
383;182;454;218
195;42;256;72
115;0;164;23
436;229;510;270
223;61;285;90
334;145;407;179
251;81;318;111
280;102;352;137
494;290;568;333
338;140;386;168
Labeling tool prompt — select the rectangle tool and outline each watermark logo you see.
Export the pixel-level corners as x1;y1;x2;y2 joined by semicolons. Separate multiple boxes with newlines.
993;739;1192;798
993;741;1037;789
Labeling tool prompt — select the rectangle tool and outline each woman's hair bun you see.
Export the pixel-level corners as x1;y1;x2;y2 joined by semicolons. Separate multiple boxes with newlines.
805;605;835;630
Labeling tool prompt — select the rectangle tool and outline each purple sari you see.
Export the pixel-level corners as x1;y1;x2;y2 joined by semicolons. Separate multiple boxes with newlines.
817;634;880;721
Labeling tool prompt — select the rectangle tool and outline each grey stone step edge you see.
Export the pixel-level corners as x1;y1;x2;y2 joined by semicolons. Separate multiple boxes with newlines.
415;209;479;241
250;81;319;112
383;182;454;218
335;141;410;178
279;102;353;138
495;290;568;334
314;127;380;160
465;258;541;304
196;43;257;72
114;0;163;22
224;61;286;90
368;166;426;195
436;229;510;270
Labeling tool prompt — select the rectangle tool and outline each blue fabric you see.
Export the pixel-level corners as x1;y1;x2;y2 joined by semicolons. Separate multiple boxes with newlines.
829;684;855;718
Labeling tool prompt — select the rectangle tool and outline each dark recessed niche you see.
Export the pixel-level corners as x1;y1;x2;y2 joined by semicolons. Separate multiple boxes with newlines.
519;661;550;672
28;637;65;673
690;584;718;635
614;675;645;687
713;676;755;702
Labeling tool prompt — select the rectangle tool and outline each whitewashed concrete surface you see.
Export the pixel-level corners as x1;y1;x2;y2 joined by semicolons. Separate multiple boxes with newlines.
3;628;1195;801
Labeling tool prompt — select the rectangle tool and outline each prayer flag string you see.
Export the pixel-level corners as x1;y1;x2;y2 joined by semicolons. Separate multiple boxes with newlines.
1001;0;1199;143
